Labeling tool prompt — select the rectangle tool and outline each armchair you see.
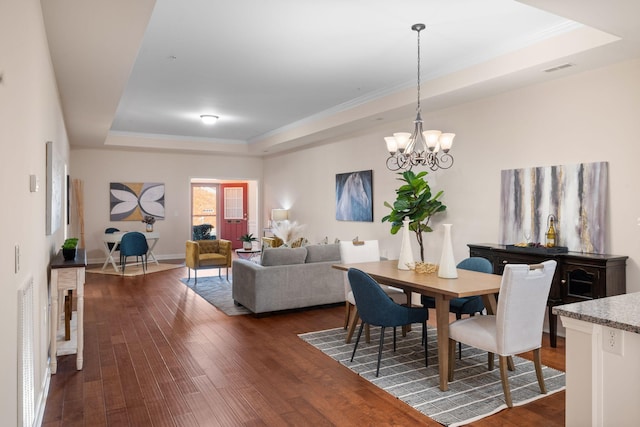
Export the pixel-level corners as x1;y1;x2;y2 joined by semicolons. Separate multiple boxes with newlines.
185;239;232;283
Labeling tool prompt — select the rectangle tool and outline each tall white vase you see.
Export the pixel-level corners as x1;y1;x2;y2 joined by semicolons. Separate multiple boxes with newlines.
438;224;458;278
398;217;414;270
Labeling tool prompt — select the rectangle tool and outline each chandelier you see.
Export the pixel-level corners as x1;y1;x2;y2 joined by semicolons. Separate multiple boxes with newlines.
385;24;455;172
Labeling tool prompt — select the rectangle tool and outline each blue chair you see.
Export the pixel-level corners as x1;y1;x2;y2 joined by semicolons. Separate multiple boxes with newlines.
421;257;493;358
105;227;120;252
348;268;429;377
119;232;149;275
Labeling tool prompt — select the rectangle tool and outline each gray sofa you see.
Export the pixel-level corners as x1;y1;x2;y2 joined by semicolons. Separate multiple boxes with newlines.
232;244;345;314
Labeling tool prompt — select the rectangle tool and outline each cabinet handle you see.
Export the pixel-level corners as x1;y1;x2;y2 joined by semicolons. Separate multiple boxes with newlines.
502;260;508;264
561;279;566;285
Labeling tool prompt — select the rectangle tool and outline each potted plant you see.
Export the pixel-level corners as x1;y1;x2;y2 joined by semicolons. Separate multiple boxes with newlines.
382;170;447;262
142;215;156;232
61;237;79;261
240;233;258;250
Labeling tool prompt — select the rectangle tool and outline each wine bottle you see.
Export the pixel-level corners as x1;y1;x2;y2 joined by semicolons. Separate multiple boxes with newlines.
546;217;557;247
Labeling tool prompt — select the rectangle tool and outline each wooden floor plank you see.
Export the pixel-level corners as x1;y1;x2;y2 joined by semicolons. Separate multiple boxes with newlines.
44;264;565;426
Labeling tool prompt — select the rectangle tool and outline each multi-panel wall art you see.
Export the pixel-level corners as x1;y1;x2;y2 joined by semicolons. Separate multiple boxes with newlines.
110;182;165;221
335;170;373;222
499;162;608;253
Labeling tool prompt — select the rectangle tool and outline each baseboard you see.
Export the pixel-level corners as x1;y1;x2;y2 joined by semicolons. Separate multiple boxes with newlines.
34;365;51;427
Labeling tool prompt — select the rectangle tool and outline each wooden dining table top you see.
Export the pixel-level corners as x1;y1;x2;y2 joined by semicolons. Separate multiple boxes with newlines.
332;259;502;299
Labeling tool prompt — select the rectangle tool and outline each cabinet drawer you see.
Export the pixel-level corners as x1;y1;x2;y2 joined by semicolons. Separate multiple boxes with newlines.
495;254;545;275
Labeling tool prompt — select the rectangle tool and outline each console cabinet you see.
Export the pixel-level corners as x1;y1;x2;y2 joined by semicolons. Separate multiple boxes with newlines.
468;243;627;347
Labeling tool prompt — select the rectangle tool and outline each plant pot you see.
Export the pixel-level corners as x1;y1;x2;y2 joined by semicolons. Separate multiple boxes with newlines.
62;248;77;261
146;223;153;232
243;242;253;250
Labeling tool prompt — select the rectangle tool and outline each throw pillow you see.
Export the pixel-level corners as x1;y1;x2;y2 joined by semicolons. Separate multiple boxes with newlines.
261;247;308;266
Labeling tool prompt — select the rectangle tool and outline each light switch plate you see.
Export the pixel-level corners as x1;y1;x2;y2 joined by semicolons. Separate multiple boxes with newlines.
29;174;39;192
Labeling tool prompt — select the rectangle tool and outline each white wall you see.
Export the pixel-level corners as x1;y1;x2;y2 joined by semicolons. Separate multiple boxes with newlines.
69;149;263;263
0;0;70;424
264;59;640;294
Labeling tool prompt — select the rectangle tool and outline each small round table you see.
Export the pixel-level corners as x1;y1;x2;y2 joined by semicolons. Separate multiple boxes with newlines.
235;248;261;260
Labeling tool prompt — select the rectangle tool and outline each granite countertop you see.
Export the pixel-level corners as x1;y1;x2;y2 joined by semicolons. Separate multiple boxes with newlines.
553;292;640;334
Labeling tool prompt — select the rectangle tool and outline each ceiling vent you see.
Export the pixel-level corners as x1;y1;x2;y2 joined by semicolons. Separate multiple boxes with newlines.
543;63;574;73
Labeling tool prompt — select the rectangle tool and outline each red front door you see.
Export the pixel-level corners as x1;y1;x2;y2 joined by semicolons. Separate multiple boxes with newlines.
219;183;248;249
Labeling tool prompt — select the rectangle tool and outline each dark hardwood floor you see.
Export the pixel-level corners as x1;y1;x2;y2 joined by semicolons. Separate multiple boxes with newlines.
43;265;565;426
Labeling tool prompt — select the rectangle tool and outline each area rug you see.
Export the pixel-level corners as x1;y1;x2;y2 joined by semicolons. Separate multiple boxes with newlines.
179;276;251;316
299;326;565;427
87;262;183;277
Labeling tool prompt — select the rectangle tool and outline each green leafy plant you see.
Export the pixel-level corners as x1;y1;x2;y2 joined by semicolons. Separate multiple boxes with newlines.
382;170;447;262
239;233;258;243
61;238;79;250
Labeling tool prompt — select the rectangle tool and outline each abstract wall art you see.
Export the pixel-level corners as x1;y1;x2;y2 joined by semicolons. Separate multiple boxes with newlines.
336;170;373;222
110;182;165;221
46;141;63;235
499;161;608;253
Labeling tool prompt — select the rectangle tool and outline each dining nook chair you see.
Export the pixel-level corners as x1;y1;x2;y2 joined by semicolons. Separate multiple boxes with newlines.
119;232;149;275
421;256;493;358
447;260;557;407
348;268;429;377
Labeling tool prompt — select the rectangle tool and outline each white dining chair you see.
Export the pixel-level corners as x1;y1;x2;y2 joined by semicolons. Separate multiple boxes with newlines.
447;260;557;407
339;240;407;343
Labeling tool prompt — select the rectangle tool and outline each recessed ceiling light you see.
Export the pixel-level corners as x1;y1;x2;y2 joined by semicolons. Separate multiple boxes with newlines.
200;115;219;125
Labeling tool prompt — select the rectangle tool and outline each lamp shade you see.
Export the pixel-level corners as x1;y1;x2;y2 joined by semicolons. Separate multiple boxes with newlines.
271;209;289;222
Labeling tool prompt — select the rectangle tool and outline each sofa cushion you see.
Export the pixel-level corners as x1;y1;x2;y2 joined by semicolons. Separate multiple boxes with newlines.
305;243;341;263
199;253;227;267
261;247;307;266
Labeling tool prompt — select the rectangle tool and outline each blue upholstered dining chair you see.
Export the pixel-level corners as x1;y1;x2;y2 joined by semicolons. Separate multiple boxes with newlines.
119;232;149;275
348;268;429;377
421;257;493;358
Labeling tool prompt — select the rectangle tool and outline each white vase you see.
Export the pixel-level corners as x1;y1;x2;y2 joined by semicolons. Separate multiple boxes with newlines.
438;224;458;278
397;217;414;270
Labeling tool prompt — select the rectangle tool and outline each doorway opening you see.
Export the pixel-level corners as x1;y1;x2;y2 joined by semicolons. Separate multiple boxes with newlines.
190;178;259;250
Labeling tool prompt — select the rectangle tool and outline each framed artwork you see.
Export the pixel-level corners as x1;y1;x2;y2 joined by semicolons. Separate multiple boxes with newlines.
336;170;373;222
500;161;608;253
46;141;63;235
110;182;165;221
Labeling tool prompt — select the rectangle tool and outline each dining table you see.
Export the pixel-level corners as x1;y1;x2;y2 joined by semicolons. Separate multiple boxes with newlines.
102;231;160;272
333;259;502;391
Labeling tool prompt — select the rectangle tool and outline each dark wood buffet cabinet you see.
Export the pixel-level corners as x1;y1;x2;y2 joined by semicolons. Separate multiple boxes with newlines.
468;244;627;347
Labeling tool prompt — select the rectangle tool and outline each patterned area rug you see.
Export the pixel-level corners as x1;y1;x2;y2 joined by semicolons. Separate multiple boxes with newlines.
179;276;251;316
87;262;183;276
299;326;565;427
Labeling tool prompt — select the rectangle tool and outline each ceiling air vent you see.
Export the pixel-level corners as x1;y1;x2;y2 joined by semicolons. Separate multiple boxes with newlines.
543;63;574;73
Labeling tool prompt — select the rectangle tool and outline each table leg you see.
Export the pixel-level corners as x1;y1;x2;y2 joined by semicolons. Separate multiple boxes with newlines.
76;267;84;370
64;292;71;340
102;241;119;271
435;295;451;391
147;237;160;265
50;270;59;374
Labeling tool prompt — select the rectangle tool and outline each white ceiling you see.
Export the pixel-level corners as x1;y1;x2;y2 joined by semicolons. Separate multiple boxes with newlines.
41;0;640;156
